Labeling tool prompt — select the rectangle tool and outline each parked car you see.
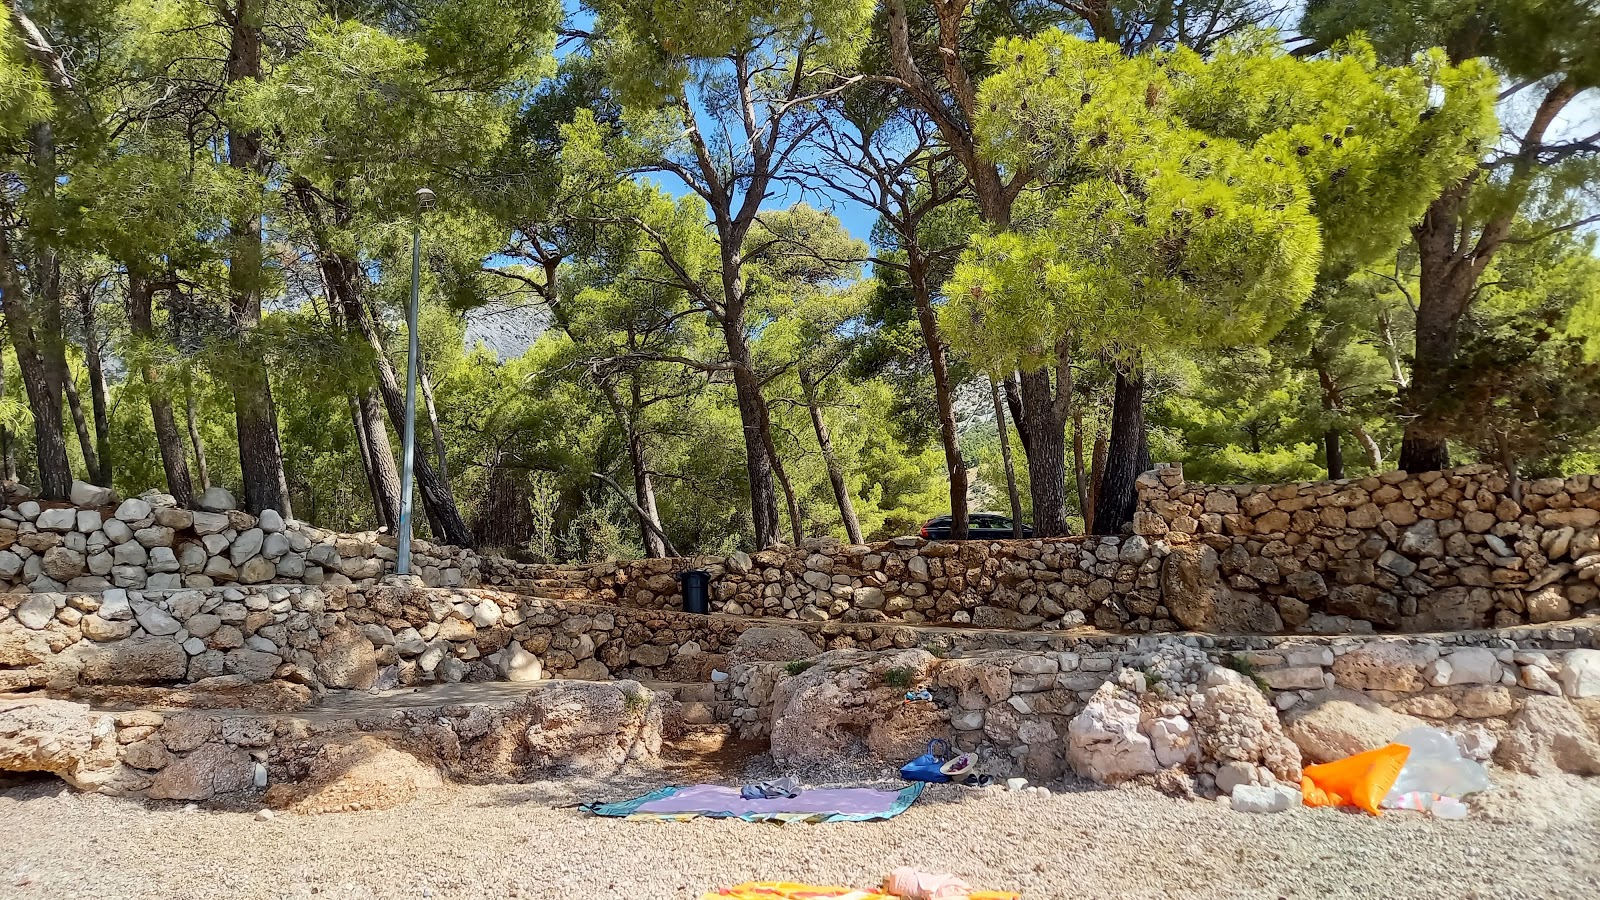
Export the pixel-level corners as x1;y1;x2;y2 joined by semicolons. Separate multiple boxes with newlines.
918;513;1033;540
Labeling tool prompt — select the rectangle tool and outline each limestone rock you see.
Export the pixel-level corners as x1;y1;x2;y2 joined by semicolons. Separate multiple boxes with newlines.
238;556;277;585
196;486;238;513
726;625;822;670
1149;716;1198;768
1230;782;1301;813
1526;587;1571;624
1330;644;1427;692
265;735;442;814
0;699;122;790
767;649;942;767
1161;545;1282;633
14;594;55;630
114;498;152;523
1495;696;1600;776
191;511;230;536
460;680;662;776
497;642;543;683
1560;650;1600;699
312;627;378;690
70;480;114;507
226;648;283;682
1191;681;1301;782
1065;685;1159;784
42;547;85;582
36;507;77;532
1283;687;1425;764
77;636;188;684
146;742;254;801
1426;648;1502;686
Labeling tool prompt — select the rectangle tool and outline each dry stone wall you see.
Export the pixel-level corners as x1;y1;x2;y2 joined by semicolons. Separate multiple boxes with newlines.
727;626;1600;786
2;581;1092;697
1133;463;1600;634
0;480;476;594
507;463;1600;636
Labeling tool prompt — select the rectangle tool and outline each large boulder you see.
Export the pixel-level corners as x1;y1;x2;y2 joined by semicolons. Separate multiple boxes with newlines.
1161;545;1282;633
1191;681;1301;782
313;626;378;690
265;735;442;814
767;649;943;767
457;680;662;778
1066;685;1158;784
146;742;255;801
1496;695;1600;776
0;699;122;790
1282;687;1425;764
726;625;822;670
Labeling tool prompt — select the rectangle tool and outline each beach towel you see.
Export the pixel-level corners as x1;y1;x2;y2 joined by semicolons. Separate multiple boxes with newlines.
700;882;1020;899
583;782;924;823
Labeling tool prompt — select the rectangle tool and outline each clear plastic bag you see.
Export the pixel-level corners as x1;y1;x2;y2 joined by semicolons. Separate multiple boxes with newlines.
1381;727;1491;808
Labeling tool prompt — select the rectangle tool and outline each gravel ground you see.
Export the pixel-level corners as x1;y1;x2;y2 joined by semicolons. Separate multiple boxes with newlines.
2;766;1598;900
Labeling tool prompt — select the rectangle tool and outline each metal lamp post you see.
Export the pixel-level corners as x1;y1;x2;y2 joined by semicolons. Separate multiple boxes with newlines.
396;186;434;575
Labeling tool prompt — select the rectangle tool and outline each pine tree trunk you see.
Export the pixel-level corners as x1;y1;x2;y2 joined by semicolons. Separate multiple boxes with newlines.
185;378;211;492
1016;369;1069;537
723;321;782;547
626;374;668;558
908;251;967;539
293;181;467;544
1400;82;1576;473
348;394;389;530
358;387;401;530
991;378;1024;537
1087;434;1108;534
348;299;472;546
63;371;101;484
627;431;668;559
1397;242;1465;473
1072;406;1091;530
1325;429;1345;480
0;339;14;481
1095;370;1149;533
225;0;291;516
80;294;112;485
418;364;451;485
0;237;72;499
800;368;863;544
128;276;195;507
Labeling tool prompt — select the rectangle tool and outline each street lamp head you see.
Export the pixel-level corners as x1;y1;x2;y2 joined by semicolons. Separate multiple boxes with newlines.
415;187;436;211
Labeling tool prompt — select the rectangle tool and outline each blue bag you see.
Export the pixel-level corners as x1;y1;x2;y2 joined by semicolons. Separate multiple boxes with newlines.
899;738;952;783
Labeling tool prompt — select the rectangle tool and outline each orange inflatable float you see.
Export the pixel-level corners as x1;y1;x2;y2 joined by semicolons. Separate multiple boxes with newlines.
1301;743;1412;816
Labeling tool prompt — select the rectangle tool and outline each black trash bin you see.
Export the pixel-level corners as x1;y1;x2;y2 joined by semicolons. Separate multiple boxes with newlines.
679;569;711;614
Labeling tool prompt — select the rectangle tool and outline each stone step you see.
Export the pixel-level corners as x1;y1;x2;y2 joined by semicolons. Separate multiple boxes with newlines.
679;700;732;725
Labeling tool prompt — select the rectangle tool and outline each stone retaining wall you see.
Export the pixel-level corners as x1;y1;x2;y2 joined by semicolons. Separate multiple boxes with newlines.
1134;463;1600;633
501;464;1600;636
0;481;476;595
726;630;1600;786
16;574;1593;702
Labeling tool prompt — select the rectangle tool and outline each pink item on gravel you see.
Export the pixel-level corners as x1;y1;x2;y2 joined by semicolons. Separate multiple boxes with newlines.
883;867;972;900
